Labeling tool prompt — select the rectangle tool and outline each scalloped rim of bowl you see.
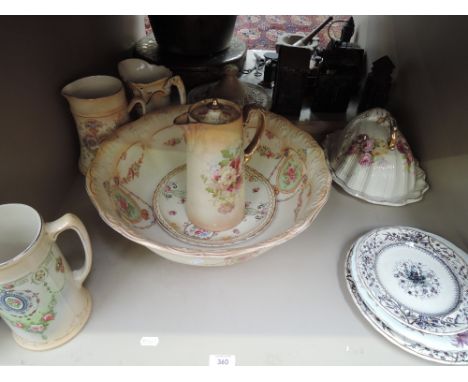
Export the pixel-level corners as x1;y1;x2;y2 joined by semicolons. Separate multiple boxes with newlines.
85;106;332;262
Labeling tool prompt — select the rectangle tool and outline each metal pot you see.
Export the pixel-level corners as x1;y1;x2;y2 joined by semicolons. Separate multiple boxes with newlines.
148;15;237;56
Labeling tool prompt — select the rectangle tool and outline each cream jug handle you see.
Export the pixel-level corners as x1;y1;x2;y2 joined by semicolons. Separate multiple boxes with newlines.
164;75;187;105
243;104;266;163
128;96;147;116
45;213;93;287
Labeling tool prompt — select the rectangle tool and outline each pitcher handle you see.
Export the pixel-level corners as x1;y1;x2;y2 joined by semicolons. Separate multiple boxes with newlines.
128;96;146;116
45;213;93;287
164;75;187;105
243;104;266;163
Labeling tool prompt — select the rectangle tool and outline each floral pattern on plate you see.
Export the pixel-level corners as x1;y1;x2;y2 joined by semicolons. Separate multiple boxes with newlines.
354;226;468;335
393;260;441;299
153;165;277;247
346;245;468;365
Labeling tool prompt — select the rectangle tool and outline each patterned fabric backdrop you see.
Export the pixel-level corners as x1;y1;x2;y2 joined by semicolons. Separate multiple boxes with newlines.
144;15;349;50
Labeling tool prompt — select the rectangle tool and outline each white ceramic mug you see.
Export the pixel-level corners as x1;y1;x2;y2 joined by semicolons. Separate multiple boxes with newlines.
0;204;92;351
62;75;146;175
118;58;187;114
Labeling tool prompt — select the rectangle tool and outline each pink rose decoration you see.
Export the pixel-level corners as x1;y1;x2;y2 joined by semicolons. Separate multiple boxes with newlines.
31;324;45;332
396;139;409;154
118;198;128;210
42;313;55;322
230;157;241;172
287;166;297;181
359;153;373;166
361;138;374;153
15;322;24;328
140;209;150;220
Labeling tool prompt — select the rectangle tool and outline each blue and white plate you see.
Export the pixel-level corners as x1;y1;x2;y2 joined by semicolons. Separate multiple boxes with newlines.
353;226;468;335
346;235;468;364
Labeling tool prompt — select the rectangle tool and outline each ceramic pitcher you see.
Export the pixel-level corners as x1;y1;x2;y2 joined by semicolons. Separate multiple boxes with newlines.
62;75;146;175
174;98;265;231
118;58;187;114
0;204;92;351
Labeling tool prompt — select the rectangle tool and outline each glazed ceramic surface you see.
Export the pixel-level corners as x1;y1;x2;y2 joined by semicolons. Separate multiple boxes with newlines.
154;165;277;246
173;99;265;232
346;234;468;364
0;204;92;350
62;75;145;174
349;234;468;362
353;226;468;335
86;105;331;266
118;58;186;114
323;108;429;206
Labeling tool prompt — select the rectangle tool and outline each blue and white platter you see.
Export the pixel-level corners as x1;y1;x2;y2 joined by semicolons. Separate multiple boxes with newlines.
353;226;468;335
345;227;468;364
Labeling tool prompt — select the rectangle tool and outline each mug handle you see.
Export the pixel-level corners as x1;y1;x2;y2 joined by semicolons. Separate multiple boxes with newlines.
128;96;147;116
163;75;187;105
243;104;266;163
45;213;93;287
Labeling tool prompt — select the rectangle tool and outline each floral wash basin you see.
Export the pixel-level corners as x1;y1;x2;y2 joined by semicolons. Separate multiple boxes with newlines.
86;105;331;266
323;108;429;206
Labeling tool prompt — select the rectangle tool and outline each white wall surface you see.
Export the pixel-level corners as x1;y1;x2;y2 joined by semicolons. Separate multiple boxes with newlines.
354;15;468;162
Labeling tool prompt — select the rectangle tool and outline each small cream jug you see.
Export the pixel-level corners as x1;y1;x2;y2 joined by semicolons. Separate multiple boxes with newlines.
0;204;92;350
118;58;187;114
62;75;146;175
174;99;265;231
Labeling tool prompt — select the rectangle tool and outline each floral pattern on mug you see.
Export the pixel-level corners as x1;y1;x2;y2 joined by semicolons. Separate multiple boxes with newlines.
81;120;105;151
0;250;63;339
201;147;243;214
